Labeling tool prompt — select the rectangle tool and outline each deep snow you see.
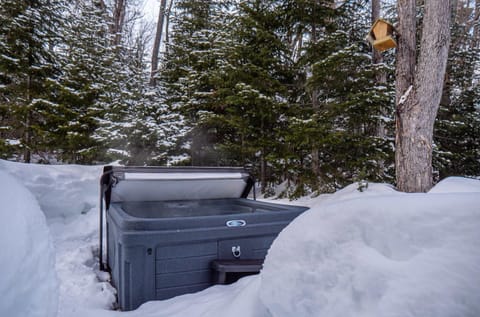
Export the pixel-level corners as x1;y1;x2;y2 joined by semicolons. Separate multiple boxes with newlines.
0;169;58;317
0;160;479;317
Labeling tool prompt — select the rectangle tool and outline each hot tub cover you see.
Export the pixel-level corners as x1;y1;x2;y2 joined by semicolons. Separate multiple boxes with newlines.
102;166;254;205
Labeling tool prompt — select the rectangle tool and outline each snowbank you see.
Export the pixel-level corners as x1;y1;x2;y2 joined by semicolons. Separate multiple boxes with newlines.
118;276;265;317
1;158;479;317
428;176;480;194
0;160;115;317
0;160;102;219
260;183;480;317
0;170;58;317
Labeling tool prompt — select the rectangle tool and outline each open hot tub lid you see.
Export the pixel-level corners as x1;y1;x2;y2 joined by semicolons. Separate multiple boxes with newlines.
101;166;254;205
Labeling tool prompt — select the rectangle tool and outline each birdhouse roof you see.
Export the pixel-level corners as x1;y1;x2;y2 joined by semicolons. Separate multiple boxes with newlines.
369;18;395;39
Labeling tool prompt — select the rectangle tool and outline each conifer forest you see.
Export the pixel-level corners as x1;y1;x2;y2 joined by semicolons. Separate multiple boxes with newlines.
0;0;479;196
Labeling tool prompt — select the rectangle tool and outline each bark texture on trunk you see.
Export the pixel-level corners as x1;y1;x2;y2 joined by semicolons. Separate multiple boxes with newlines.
371;0;387;138
395;0;416;105
150;0;168;86
164;0;174;55
474;0;480;49
23;111;31;163
371;0;383;66
24;75;32;163
395;0;451;192
260;153;267;193
311;88;320;179
112;0;126;46
310;7;321;181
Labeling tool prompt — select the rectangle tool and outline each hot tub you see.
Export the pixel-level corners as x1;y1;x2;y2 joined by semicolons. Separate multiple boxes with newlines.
100;166;308;311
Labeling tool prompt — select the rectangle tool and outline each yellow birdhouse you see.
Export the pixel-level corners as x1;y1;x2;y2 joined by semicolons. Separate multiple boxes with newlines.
367;19;396;52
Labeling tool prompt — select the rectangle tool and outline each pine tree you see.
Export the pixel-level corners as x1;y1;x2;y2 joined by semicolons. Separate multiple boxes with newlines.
53;0;116;163
159;0;237;166
0;0;187;165
98;3;176;166
218;0;295;192
111;38;176;166
282;0;395;195
434;0;480;178
159;0;397;195
0;0;67;162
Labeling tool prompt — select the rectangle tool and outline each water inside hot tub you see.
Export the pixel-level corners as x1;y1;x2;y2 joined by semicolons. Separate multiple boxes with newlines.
121;199;278;218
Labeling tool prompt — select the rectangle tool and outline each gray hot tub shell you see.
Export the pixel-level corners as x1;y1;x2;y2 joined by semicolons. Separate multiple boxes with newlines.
101;166;308;311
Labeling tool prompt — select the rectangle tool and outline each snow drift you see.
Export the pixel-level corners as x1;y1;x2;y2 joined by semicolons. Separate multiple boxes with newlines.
0;160;102;220
0;170;58;317
0;158;479;317
260;181;480;317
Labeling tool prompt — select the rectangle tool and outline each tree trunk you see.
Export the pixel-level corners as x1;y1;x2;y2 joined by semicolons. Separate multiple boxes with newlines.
23;111;31;163
112;0;126;46
371;0;383;66
440;0;462;109
311;89;321;178
371;0;385;82
395;0;416;105
260;152;267;193
165;0;174;55
310;0;334;187
23;74;33;163
474;0;480;48
260;116;267;193
395;0;451;192
150;0;168;86
371;0;387;139
310;6;320;180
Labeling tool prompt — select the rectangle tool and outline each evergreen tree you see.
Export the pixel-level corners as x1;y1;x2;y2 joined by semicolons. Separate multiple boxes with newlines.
159;0;397;195
53;0;116;163
0;0;222;165
214;0;295;192
109;40;176;166
160;0;237;166
0;0;67;162
56;0;170;165
434;0;480;178
100;3;176;166
285;0;395;195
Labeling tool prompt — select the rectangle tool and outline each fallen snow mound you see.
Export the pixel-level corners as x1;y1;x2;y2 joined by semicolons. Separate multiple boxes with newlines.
260;181;480;317
0;170;58;317
429;176;480;194
0;160;103;219
1;159;479;317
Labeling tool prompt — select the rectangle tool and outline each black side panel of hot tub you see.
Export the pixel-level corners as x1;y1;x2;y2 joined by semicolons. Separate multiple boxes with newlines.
106;201;308;311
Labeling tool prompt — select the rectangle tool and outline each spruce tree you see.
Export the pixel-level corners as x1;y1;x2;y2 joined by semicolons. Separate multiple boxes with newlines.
285;0;395;194
103;5;176;166
54;0;116;163
216;0;294;192
160;0;236;166
56;0;168;165
434;0;480;178
0;0;67;162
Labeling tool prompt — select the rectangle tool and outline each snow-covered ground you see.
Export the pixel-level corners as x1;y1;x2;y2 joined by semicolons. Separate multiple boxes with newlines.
0;159;479;317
